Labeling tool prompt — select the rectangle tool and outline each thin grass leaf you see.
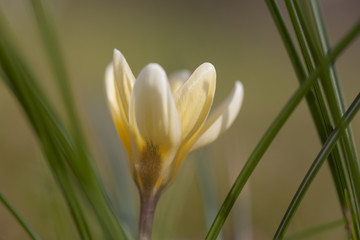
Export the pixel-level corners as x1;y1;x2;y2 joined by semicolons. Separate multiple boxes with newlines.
294;2;360;235
274;93;360;239
285;0;351;231
266;0;359;237
308;0;360;219
196;151;224;240
0;10;128;239
284;218;345;240
0;191;41;240
265;0;306;79
27;1;129;237
0;23;94;240
29;0;85;143
205;20;360;239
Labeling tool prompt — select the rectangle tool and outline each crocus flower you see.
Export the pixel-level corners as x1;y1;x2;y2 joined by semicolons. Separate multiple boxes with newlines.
105;49;244;239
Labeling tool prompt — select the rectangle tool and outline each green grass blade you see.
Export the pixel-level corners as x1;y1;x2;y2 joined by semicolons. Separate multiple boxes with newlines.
4;1;129;238
0;11;127;239
267;1;359;237
29;0;84;143
309;0;360;221
274;92;360;239
0;25;94;240
206;67;316;239
294;2;360;235
285;0;351;228
27;2;129;237
284;218;345;240
265;0;306;79
196;152;224;239
267;2;349;216
205;21;360;239
0;191;41;240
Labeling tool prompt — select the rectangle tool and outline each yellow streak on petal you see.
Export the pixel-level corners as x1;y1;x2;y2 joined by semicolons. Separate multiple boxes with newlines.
111;108;133;160
105;62;133;160
190;81;244;151
172;81;243;174
113;49;135;121
174;63;216;142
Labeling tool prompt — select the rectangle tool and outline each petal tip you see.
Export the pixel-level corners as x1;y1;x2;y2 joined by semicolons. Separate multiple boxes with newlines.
200;62;216;73
234;81;243;91
141;63;167;79
113;49;125;63
105;63;114;87
234;81;244;105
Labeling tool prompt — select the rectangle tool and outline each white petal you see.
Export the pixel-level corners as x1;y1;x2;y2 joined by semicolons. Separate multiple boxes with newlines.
113;49;136;120
168;70;191;94
190;81;244;151
129;63;182;152
174;63;216;141
105;63;132;157
105;64;120;116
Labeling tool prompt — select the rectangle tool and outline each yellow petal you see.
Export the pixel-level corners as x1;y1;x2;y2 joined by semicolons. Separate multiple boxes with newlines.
113;49;135;120
105;63;133;158
168;70;191;94
129;63;182;157
190;81;244;151
173;63;216;141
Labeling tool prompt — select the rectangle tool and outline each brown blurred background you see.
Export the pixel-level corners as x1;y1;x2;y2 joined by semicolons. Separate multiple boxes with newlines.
0;0;359;239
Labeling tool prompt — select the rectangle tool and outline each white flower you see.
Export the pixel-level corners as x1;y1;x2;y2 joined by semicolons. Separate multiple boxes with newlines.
106;49;244;197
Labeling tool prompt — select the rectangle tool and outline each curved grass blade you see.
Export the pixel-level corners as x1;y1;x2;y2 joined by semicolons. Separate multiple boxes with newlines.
29;0;84;143
0;11;127;239
0;24;93;240
205;21;360;239
266;0;360;237
285;0;351;232
0;191;41;240
196;151;224;239
274;93;360;239
0;1;128;238
284;218;345;240
295;2;360;236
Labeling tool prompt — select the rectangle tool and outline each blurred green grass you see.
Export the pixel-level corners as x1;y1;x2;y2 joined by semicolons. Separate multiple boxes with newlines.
0;0;359;239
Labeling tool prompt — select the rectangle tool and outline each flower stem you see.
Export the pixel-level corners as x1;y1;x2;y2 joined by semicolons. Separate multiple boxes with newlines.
139;193;159;240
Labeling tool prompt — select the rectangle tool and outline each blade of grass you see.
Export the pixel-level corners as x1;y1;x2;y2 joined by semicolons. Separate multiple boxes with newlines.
285;0;351;232
0;11;128;239
0;26;93;240
27;1;128;238
309;0;360;216
0;1;129;238
266;0;359;237
196;151;224;240
268;0;349;218
29;0;84;143
293;2;360;236
205;21;360;239
284;218;345;240
274;92;360;239
0;191;41;240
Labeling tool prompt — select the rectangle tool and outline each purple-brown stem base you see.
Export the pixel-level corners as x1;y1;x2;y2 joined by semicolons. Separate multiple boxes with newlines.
139;193;160;240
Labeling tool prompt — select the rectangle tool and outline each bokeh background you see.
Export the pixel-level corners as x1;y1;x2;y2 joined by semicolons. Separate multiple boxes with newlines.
0;0;359;239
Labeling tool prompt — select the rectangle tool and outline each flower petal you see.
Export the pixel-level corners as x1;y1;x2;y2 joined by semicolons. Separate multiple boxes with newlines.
113;49;136;120
190;81;244;151
105;63;132;157
173;63;216;141
129;63;182;154
168;70;191;94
